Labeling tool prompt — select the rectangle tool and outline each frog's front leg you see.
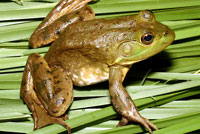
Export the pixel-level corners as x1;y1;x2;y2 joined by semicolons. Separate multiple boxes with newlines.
109;65;158;134
20;54;73;133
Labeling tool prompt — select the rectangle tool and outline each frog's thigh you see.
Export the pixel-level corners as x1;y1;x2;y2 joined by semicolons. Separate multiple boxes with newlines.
33;54;73;116
20;53;73;130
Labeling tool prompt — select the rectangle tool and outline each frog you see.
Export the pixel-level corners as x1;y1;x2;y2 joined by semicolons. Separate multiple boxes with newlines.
20;0;175;133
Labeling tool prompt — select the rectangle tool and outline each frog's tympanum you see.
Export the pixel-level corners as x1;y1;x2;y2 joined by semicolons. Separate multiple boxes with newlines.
20;0;175;133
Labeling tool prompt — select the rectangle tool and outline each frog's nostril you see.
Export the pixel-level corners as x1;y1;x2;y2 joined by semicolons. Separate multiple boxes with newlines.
164;31;168;36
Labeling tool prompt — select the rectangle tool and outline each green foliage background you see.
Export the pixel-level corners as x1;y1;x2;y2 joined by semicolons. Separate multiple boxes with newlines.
0;0;200;133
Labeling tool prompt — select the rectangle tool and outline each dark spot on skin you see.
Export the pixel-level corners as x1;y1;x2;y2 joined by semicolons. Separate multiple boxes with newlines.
27;102;33;105
55;29;60;34
55;97;65;105
24;90;30;95
55;80;61;84
61;17;69;23
20;92;25;98
39;62;43;65
123;33;127;37
46;93;54;100
115;106;119;111
143;14;148;18
36;82;45;91
164;31;168;36
105;48;109;52
34;64;39;70
46;70;51;74
43;34;50;41
129;22;133;26
80;16;85;21
22;80;27;86
88;9;93;14
54;75;59;79
76;11;80;15
67;92;69;96
114;94;119;99
36;76;41;81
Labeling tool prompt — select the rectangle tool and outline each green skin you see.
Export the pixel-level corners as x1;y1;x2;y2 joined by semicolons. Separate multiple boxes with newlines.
20;0;175;134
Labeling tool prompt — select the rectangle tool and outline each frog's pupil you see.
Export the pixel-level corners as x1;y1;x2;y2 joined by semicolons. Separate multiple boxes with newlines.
144;34;152;42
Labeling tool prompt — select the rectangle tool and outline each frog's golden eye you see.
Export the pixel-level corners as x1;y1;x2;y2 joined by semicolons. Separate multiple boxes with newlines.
141;33;154;45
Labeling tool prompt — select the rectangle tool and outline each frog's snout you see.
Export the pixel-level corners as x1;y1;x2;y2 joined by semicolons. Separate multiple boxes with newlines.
161;28;175;47
165;28;175;39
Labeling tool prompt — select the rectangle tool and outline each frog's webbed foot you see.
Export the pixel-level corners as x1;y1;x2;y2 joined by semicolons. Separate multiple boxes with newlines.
29;97;71;133
117;116;158;134
21;85;71;133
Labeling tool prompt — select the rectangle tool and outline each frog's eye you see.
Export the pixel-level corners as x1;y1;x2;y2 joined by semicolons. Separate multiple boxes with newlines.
141;33;154;45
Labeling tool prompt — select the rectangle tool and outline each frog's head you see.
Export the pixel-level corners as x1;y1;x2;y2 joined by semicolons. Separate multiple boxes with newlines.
115;10;175;65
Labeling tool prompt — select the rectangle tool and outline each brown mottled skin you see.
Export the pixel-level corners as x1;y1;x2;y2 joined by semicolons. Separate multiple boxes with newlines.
20;0;175;133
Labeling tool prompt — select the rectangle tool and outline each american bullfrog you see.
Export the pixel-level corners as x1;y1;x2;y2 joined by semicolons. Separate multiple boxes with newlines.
20;0;175;133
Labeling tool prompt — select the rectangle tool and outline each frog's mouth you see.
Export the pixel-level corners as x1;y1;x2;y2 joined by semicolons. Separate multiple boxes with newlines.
115;28;175;66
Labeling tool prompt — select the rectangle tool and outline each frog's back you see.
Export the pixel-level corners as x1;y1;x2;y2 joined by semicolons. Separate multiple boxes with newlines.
45;14;138;60
44;27;136;86
45;26;137;65
64;15;137;34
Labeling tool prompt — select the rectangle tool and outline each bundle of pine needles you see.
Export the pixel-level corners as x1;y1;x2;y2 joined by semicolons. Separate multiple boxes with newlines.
0;0;200;133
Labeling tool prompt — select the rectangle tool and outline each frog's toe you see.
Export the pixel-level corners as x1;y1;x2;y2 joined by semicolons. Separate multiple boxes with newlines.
144;118;158;131
140;120;153;134
118;115;157;134
34;114;71;134
132;116;157;134
117;117;129;127
62;113;69;120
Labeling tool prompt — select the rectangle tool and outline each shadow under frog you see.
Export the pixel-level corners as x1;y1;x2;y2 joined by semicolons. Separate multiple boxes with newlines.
20;0;175;133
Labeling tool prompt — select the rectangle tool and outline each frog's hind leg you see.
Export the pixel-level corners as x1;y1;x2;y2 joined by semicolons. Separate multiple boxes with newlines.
29;0;94;48
36;0;94;31
20;53;73;133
